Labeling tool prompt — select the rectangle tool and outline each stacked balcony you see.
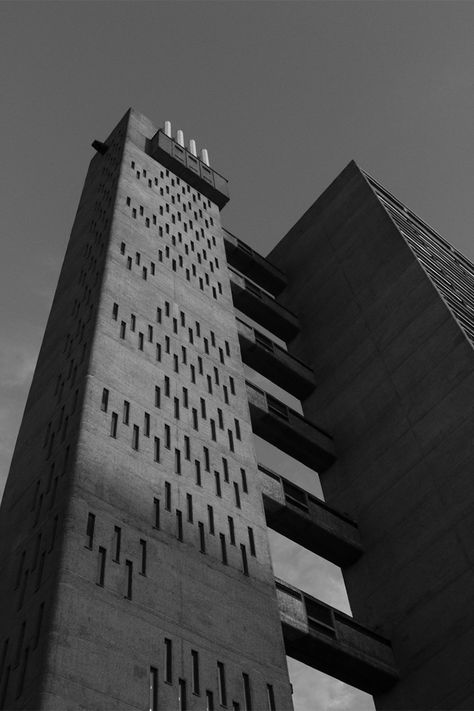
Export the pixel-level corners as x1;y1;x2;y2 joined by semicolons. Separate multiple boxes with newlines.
236;318;315;398
276;579;398;694
226;232;399;693
246;381;335;472
229;268;299;341
223;228;287;295
259;465;362;566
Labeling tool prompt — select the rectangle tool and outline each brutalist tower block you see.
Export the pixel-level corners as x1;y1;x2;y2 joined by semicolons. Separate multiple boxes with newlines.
4;109;470;711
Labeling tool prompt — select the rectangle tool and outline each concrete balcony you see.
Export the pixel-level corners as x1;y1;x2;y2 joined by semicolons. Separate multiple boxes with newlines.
229;268;299;342
223;229;287;295
276;579;398;694
246;381;335;473
236;318;315;399
259;465;362;566
148;130;229;209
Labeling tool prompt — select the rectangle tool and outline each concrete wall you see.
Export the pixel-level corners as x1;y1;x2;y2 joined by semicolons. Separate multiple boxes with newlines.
269;162;474;709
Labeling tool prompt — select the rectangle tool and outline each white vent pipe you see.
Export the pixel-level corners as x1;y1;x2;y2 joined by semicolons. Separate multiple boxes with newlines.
164;121;172;137
176;130;184;147
200;148;209;166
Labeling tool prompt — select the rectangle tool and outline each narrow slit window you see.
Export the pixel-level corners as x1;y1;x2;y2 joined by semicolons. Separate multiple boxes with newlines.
154;437;161;462
199;522;206;552
155;386;161;408
266;684;276;711
149;667;158;711
176;510;183;541
241;544;249;576
132;425;140;450
241;468;248;494
153;497;160;529
220;533;227;565
86;513;95;549
140;539;147;576
124;560;133;599
234;482;241;509
184;435;191;460
175;449;181;474
242;673;252;711
101;388;109;412
208;505;214;535
217;662;227;707
215;471;221;497
144;412;151;437
248;527;256;557
228;429;234;452
97;546;106;587
178;678;187;711
222;458;229;482
165;425;170;449
206;690;214;711
195;460;202;486
164;638;172;683
110;412;118;438
191;650;200;695
165;482;171;511
186;493;193;522
228;516;235;545
123;401;130;425
235;419;241;440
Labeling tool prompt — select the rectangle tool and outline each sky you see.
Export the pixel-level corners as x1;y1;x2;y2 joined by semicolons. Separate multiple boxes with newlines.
1;1;473;709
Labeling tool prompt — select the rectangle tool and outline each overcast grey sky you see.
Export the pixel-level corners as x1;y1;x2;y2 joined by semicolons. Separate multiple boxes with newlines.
1;2;473;709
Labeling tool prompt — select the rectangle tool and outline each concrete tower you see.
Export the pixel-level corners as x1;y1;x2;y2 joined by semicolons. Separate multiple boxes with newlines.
270;162;474;709
0;109;297;710
5;109;470;711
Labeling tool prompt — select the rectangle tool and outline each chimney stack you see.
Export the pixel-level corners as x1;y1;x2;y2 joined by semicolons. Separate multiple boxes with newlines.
189;139;197;157
176;129;184;147
200;148;210;166
164;121;172;137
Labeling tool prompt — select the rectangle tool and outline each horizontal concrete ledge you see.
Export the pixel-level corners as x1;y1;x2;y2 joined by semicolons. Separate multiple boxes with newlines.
223;228;287;295
245;381;335;472
148;130;229;209
259;464;362;566
237;318;316;399
229;268;299;341
276;578;398;694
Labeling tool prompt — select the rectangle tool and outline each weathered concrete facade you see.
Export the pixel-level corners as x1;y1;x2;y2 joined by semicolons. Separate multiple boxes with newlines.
270;161;474;709
0;110;292;710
